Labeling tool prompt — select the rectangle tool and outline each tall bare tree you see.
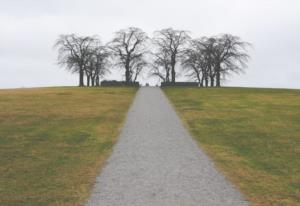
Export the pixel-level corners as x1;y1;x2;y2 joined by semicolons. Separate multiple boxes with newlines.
128;57;147;83
152;28;190;83
108;27;148;83
201;37;219;87
213;34;251;87
93;45;111;86
85;41;110;87
149;47;171;82
182;39;209;87
54;34;96;86
183;35;250;87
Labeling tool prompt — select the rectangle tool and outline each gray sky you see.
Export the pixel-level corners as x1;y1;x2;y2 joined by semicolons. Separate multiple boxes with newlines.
0;0;299;88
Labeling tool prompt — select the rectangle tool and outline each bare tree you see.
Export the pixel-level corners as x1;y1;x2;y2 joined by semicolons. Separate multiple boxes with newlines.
213;34;251;87
128;57;147;83
85;40;110;86
149;47;171;82
93;45;111;86
183;35;250;87
152;28;190;83
108;27;148;83
194;37;219;87
182;39;209;87
54;34;96;87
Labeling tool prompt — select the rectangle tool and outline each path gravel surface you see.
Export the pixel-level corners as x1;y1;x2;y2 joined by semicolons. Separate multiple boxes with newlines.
86;87;248;206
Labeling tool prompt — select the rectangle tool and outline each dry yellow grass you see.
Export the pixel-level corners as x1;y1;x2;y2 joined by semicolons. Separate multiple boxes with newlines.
164;87;300;206
0;87;137;206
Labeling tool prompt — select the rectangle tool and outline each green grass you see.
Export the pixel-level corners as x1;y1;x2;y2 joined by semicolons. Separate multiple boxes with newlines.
0;87;137;206
164;87;300;206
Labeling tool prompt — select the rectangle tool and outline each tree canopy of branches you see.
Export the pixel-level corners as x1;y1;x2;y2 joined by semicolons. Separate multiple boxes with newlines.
152;28;190;83
213;34;251;87
54;34;110;87
54;34;95;86
182;39;208;87
54;28;251;87
149;47;171;83
108;27;148;83
183;34;250;87
85;41;110;86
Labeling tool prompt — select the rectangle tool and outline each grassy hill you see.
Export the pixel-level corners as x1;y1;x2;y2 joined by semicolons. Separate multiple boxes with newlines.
0;87;137;206
164;87;300;206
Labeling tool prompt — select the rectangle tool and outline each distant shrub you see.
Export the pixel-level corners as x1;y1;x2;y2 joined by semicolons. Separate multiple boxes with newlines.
101;80;140;87
160;82;199;87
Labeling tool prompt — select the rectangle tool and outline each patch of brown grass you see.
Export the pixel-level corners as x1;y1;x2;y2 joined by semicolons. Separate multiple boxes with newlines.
164;87;300;206
0;87;137;206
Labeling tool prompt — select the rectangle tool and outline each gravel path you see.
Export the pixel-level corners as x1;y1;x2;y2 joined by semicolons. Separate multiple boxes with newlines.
86;87;248;206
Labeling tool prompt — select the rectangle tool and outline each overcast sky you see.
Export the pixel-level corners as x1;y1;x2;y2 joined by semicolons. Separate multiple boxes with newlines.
0;0;299;88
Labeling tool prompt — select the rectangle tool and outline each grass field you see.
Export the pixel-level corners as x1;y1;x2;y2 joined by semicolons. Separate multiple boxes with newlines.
164;87;300;206
0;87;137;206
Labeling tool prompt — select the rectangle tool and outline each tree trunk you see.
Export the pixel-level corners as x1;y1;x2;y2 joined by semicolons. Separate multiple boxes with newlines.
125;57;131;83
166;70;170;82
171;54;176;84
216;64;221;87
96;76;100;86
91;76;95;87
86;75;90;87
125;69;130;83
79;69;84;87
210;77;214;87
171;67;175;83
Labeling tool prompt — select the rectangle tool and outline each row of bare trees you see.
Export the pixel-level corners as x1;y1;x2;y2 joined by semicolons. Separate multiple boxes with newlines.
182;35;250;87
54;27;250;87
54;35;110;87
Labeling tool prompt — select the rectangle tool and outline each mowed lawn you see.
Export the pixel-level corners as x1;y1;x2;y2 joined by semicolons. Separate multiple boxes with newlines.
0;87;137;206
164;87;300;206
